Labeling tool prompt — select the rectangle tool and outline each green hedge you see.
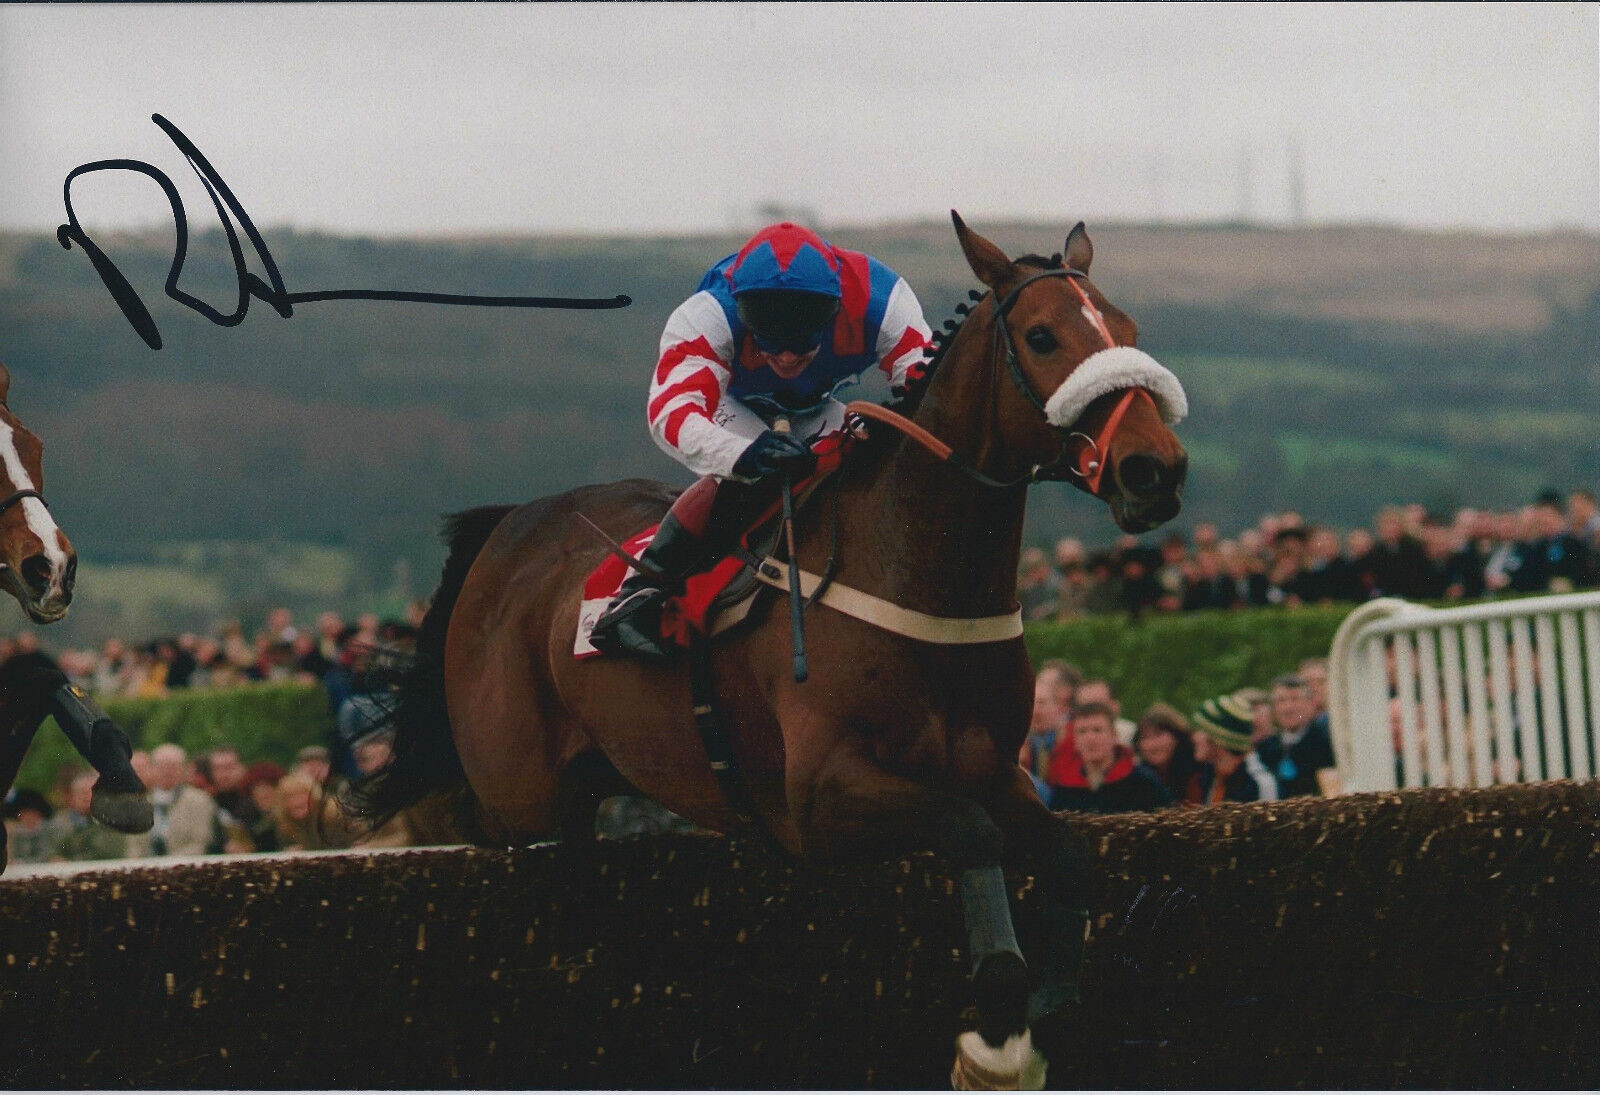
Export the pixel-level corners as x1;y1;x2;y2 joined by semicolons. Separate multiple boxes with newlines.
13;606;1358;792
16;682;335;793
1023;604;1355;717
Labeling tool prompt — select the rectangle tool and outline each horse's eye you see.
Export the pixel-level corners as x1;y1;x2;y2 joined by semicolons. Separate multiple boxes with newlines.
1025;328;1058;354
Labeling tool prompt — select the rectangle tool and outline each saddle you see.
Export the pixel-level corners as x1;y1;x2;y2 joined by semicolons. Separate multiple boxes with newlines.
573;433;852;660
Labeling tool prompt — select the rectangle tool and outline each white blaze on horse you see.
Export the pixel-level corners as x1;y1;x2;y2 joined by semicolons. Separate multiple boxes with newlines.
0;362;150;873
0;365;75;623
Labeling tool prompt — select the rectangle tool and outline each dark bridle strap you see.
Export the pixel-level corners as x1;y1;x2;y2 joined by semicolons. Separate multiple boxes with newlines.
0;490;45;518
991;267;1082;415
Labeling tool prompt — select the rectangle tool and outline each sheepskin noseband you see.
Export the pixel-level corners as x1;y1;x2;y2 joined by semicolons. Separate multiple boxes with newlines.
1042;346;1188;429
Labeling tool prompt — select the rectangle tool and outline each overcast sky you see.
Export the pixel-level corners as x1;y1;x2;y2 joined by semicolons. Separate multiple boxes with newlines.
1;3;1595;237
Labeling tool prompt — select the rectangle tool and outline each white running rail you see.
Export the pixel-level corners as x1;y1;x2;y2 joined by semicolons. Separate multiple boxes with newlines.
1328;592;1600;793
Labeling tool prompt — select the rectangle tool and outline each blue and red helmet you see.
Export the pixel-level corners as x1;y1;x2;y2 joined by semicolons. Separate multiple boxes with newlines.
727;223;842;354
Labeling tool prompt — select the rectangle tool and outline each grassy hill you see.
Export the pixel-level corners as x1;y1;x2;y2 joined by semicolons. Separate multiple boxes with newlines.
0;220;1595;645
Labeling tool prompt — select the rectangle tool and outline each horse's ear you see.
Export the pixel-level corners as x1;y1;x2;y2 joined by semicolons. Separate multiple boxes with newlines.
1064;222;1093;274
0;363;11;407
951;210;1015;290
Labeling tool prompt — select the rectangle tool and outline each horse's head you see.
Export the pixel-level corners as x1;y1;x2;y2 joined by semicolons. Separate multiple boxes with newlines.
0;365;75;622
948;213;1188;533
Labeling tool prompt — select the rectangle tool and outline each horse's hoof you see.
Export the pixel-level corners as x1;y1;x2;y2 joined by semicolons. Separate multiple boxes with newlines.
91;788;153;834
950;1029;1046;1090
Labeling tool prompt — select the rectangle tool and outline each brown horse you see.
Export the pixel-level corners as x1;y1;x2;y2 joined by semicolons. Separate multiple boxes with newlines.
0;362;150;873
367;215;1188;1086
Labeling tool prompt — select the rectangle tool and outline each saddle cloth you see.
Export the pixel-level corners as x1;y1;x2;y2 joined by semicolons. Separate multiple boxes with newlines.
573;432;851;660
574;528;754;658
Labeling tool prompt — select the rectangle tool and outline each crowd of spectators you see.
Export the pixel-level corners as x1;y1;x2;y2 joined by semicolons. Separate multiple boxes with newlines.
1;736;422;866
0;603;443;867
1;603;432;704
1021;658;1338;815
1018;491;1600;621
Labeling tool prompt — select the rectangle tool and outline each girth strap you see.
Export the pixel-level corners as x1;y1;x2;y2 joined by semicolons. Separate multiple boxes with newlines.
752;558;1024;644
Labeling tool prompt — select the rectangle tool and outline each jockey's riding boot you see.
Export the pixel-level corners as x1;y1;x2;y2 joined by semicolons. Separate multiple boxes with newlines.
588;511;707;663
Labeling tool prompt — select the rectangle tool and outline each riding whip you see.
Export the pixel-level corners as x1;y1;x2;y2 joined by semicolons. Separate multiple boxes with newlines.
774;417;809;683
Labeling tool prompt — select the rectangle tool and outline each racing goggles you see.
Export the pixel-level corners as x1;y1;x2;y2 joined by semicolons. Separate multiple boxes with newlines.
737;289;840;355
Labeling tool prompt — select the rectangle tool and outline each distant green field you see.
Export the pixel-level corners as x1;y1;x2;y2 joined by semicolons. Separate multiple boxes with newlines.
1166;353;1386;412
35;541;410;649
1273;432;1458;478
1398;409;1599;448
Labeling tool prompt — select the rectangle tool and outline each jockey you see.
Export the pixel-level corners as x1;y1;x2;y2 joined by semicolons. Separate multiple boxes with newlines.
589;222;933;660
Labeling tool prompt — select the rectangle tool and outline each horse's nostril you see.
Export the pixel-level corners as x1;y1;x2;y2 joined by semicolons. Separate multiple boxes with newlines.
1118;453;1165;495
20;554;52;593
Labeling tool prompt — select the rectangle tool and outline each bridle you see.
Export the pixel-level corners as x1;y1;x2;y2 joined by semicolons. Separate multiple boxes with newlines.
0;489;45;519
0;488;49;577
848;265;1153;493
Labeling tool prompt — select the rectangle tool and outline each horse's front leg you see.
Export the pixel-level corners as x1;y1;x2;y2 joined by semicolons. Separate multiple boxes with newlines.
796;748;1045;1089
983;766;1094;1056
51;683;152;834
0;657;151;855
0;707;50;875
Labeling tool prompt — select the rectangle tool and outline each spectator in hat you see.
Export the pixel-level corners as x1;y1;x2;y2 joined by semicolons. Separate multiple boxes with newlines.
336;687;392;779
1046;702;1173;815
325;727;413;849
1234;686;1275;746
1186;694;1278;805
293;745;334;788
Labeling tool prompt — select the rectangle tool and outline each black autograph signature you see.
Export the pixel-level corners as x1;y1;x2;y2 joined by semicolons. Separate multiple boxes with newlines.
57;114;631;350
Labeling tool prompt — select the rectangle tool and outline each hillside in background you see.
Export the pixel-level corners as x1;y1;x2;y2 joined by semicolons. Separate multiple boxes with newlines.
0;220;1596;645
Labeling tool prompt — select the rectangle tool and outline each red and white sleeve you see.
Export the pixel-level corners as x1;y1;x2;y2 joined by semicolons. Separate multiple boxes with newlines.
876;277;933;395
647;292;752;479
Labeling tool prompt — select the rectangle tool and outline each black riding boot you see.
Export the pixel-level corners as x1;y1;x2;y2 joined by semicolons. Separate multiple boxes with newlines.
588;512;708;662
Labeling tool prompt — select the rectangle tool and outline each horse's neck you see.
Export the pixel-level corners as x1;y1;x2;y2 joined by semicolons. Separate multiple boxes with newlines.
866;449;1026;617
835;370;1028;618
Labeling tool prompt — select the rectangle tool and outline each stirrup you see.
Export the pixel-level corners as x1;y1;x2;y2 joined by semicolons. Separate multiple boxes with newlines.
589;587;676;663
592;586;667;632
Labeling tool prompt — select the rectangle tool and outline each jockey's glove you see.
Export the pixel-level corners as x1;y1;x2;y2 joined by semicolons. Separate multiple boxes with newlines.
733;429;817;482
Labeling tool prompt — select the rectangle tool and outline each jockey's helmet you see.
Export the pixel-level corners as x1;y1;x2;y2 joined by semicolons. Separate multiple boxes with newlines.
728;223;843;354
